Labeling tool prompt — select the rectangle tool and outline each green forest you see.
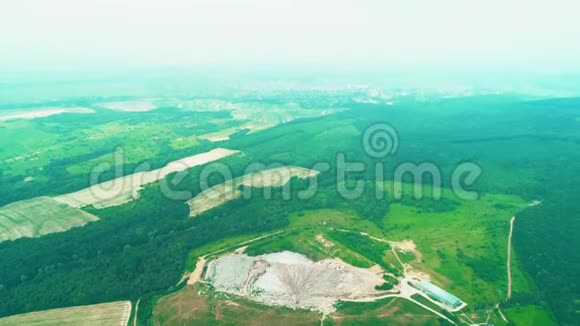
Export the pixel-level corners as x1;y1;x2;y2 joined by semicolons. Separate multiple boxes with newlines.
0;95;579;325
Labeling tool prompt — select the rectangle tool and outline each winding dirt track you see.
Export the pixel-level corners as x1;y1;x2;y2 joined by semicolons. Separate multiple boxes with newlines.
507;216;515;301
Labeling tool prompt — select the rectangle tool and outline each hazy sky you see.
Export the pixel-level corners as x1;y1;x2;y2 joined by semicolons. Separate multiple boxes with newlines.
1;0;579;73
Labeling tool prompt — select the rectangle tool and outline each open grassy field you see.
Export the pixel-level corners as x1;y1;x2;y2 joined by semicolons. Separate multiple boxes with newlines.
0;301;131;326
175;179;552;325
1;116;180;180
0;101;238;195
503;305;557;326
0;196;99;242
243;228;383;270
153;284;321;326
60;120;208;177
378;181;532;307
0;119;59;177
154;283;445;326
169;135;200;150
333;297;443;325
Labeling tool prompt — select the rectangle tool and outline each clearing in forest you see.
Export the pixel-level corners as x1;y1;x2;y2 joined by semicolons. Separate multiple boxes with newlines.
0;149;239;242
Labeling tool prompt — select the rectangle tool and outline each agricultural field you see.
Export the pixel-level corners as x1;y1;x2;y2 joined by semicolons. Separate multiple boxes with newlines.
0;301;131;326
0;96;335;207
187;166;319;216
0;196;98;242
1;116;208;180
176;99;343;125
0;148;239;242
55;148;240;209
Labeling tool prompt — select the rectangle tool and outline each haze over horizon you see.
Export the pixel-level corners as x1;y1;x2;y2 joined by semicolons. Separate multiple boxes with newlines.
1;0;579;75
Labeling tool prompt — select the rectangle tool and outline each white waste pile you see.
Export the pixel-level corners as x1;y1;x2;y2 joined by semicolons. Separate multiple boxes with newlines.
204;251;384;314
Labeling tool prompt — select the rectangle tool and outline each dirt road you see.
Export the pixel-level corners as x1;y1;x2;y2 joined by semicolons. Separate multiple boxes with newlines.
496;303;509;323
187;256;207;285
507;216;515;300
342;277;457;325
132;299;140;326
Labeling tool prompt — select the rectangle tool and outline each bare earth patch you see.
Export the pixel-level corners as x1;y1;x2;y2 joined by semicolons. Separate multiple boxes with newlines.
198;127;240;142
198;123;278;142
315;234;335;248
235;245;249;254
389;240;424;262
187;256;207;285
